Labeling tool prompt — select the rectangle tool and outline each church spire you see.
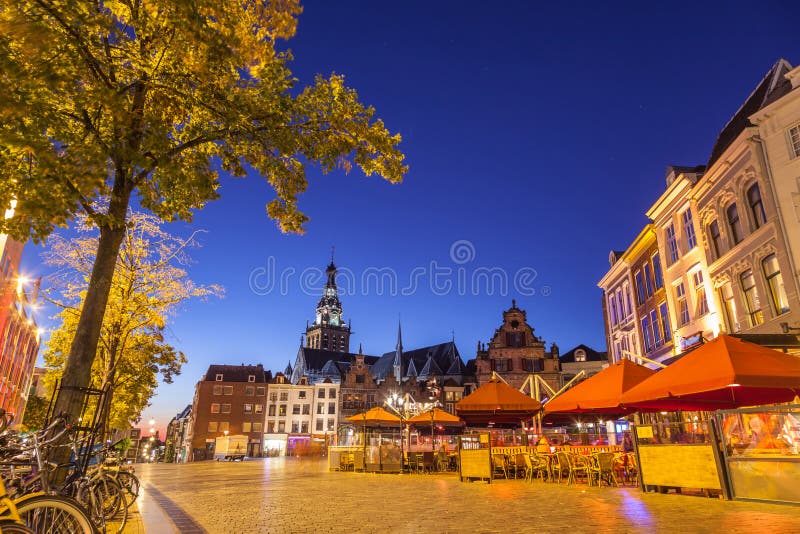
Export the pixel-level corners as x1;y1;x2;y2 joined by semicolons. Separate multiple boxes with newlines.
305;251;350;352
393;319;403;383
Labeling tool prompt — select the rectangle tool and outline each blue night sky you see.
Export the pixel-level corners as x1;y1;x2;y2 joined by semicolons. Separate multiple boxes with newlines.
20;1;800;431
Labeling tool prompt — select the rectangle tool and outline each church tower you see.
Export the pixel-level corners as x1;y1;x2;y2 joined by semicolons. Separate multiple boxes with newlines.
305;254;351;352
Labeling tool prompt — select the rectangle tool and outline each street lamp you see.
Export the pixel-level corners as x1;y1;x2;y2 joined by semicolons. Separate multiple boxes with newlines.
385;392;410;473
426;379;441;453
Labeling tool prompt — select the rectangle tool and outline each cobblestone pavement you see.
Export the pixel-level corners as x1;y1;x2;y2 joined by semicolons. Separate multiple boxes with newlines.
135;458;800;534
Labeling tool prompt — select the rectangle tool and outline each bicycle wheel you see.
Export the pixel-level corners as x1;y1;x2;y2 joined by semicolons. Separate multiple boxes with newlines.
115;471;140;507
0;519;36;533
14;494;97;534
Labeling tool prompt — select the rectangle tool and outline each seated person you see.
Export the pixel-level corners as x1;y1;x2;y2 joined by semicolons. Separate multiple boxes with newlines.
535;436;550;454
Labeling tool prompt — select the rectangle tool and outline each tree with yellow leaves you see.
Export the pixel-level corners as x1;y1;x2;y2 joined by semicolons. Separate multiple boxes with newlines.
42;210;222;433
0;1;406;422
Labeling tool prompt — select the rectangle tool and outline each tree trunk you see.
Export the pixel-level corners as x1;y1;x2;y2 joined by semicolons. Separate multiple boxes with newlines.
51;182;132;485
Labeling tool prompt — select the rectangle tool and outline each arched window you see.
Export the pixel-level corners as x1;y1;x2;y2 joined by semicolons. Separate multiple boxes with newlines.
727;204;743;245
747;183;767;229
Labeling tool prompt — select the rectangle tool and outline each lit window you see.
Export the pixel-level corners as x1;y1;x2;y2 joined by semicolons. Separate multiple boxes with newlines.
676;283;690;326
219;422;229;432
692;271;709;316
746;183;766;230
211;403;220;414
255;404;263;414
762;254;789;315
243;422;251;433
720;283;739;333
244;404;253;414
278;405;286;416
740;269;764;326
208;422;218;432
727;204;743;245
682;210;697;250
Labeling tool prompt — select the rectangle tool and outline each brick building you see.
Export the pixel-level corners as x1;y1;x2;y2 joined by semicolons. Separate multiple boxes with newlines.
475;300;561;390
189;364;270;460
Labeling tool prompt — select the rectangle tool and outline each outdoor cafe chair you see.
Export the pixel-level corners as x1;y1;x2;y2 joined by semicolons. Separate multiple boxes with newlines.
594;452;619;487
491;453;508;479
421;452;436;473
511;453;528;479
529;453;549;481
552;452;570;484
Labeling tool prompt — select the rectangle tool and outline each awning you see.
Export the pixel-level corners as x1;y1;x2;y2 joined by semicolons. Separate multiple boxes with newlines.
620;335;800;411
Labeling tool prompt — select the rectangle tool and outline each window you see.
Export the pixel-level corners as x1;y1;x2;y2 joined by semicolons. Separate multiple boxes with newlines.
625;286;633;315
644;263;654;297
215;374;223;381
208;422;218;432
213;385;223;395
328;402;336;415
356;374;364;384
256;387;265;396
641;316;653;353
291;422;299;433
494;359;510;372
301;422;309;434
682;210;697;250
255;404;263;414
278;405;286;416
219;422;229;432
223;386;233;396
253;422;262;432
298;391;306;399
609;294;618;325
278;421;285;433
244;404;253;414
327;419;335;431
279;392;288;401
615;288;624;321
316;419;323;432
652;253;663;289
317;403;325;414
740;269;764;326
658;302;671;343
292;404;300;415
329;388;336;399
245;386;254;396
248;375;256;383
708;220;722;259
317;389;325;399
665;224;679;264
211;403;220;413
635;271;645;305
747;183;766;229
650;310;662;347
789;124;800;158
302;404;310;415
720;283;739;333
763;254;789;315
574;349;586;362
243;422;252;433
269;392;277;402
727;204;743;245
221;403;231;414
268;405;276;416
692;271;709;316
676;283;690;326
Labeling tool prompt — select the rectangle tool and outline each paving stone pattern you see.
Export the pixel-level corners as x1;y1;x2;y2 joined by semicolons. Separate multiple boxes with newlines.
135;458;800;534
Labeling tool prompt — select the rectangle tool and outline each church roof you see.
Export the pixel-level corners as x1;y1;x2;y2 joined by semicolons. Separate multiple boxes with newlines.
372;341;464;380
203;364;268;382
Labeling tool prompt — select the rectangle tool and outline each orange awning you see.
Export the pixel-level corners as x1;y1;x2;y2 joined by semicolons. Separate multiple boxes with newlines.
621;335;800;411
407;408;464;426
345;407;401;426
544;358;656;415
456;376;541;413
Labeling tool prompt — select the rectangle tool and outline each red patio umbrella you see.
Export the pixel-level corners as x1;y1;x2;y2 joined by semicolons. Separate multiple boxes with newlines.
544;358;657;415
620;335;800;411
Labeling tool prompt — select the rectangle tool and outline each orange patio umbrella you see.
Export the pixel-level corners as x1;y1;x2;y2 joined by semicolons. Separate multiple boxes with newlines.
544;358;657;415
407;408;464;426
456;375;541;425
345;406;401;426
620;335;800;411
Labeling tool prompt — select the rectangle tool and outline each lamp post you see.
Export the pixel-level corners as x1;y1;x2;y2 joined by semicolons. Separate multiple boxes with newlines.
426;379;441;453
385;393;409;473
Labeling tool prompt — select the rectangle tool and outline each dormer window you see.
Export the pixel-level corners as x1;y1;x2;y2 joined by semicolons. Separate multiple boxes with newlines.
248;375;256;383
575;349;587;362
215;374;223;381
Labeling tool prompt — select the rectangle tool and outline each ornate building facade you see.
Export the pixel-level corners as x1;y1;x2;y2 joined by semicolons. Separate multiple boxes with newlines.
475;301;560;390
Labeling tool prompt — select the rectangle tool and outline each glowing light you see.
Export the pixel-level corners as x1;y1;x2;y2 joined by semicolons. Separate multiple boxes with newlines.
727;383;741;387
